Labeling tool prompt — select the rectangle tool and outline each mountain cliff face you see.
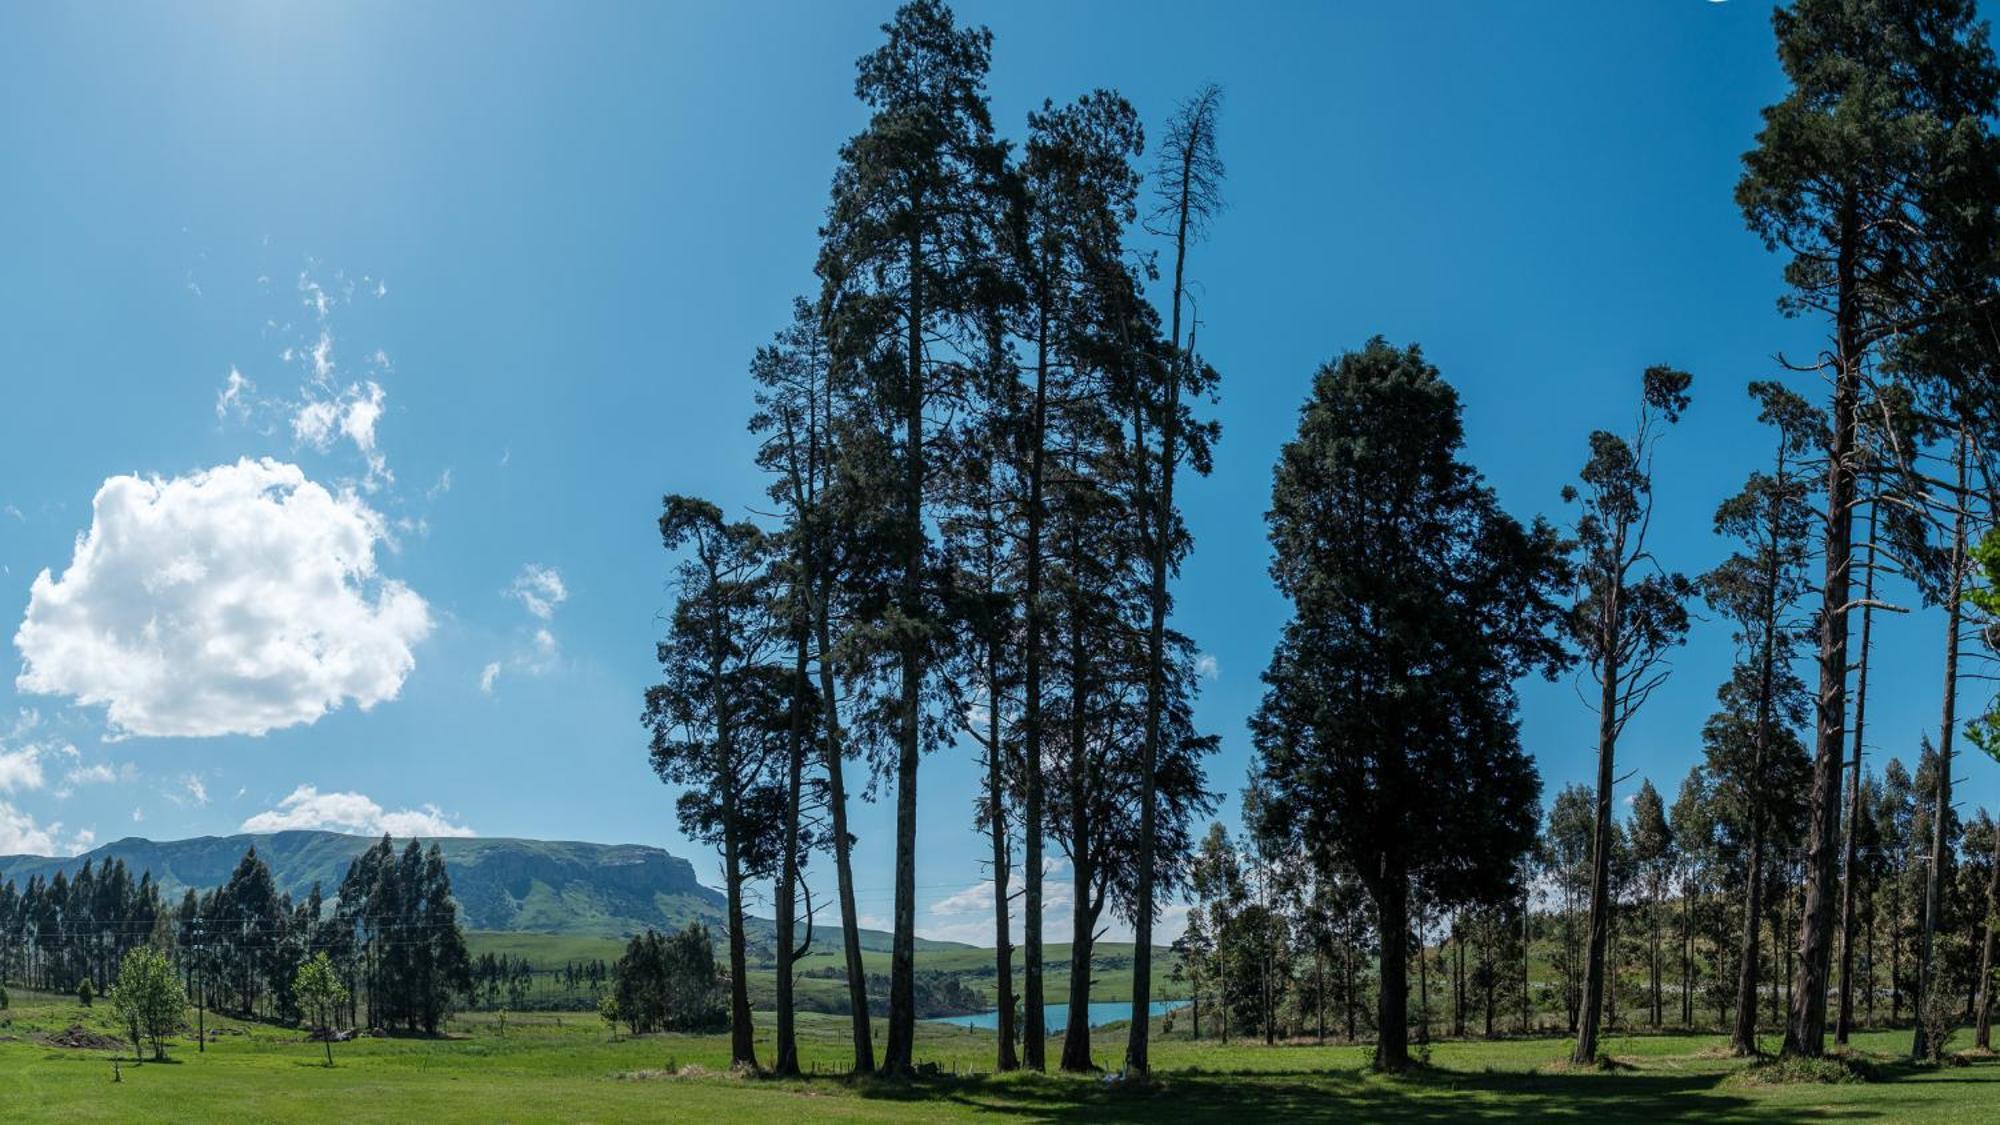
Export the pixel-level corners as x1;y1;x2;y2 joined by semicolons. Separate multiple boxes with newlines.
0;831;725;936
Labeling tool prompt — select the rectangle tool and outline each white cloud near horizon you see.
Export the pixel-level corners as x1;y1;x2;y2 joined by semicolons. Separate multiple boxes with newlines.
240;784;475;838
0;801;94;857
13;458;432;738
0;745;45;792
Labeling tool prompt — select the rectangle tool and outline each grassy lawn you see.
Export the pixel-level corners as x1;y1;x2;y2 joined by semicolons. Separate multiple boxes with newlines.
2;988;1996;1122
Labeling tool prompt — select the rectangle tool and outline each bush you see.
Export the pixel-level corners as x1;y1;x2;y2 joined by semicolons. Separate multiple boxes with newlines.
1917;968;1963;1066
612;924;725;1034
110;946;188;1062
1730;1055;1876;1086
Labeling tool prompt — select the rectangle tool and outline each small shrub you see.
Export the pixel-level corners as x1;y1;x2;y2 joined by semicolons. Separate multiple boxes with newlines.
1730;1055;1876;1086
1917;970;1963;1066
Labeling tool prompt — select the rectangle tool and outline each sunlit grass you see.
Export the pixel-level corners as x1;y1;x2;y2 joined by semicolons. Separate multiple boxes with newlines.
2;989;1995;1122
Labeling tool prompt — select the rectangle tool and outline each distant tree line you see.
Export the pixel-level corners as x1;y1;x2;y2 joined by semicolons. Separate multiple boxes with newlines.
0;836;473;1037
1174;753;1998;1057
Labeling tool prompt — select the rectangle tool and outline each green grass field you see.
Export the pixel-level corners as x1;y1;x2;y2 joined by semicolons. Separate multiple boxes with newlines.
4;987;1998;1122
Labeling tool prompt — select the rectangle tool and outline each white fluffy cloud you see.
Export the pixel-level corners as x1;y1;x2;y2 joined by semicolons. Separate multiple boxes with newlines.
0;802;59;854
0;745;45;792
241;785;474;838
0;802;93;857
14;459;432;738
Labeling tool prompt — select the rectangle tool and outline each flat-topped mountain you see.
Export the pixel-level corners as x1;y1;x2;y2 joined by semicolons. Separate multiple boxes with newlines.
0;831;722;936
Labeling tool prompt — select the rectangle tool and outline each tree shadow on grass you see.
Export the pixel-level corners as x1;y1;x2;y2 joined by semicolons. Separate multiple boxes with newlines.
851;1065;1906;1124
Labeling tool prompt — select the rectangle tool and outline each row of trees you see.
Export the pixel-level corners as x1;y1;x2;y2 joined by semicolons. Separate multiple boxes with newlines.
0;837;473;1038
644;0;1224;1077
1176;751;1999;1056
643;0;2000;1077
0;857;165;995
1241;0;2000;1072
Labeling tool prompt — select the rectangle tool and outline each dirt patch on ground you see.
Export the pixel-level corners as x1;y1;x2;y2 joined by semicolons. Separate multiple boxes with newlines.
36;1025;126;1050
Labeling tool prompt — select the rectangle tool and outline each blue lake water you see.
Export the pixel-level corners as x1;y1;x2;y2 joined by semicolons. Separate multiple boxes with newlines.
927;999;1190;1033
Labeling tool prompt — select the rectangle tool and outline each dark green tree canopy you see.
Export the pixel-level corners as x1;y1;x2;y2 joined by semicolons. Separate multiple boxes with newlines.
1251;338;1570;909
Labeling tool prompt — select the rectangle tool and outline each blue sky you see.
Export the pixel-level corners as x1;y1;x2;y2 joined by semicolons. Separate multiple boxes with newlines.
0;1;1994;946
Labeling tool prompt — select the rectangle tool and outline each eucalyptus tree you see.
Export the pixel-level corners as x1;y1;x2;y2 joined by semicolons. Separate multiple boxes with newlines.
1565;365;1695;1064
1909;432;1980;1060
816;0;1013;1073
1669;766;1722;1028
1876;757;1920;1023
1186;822;1247;1043
1703;698;1812;1053
1697;380;1818;1053
1627;779;1674;1029
1737;0;2000;1056
1251;340;1569;1072
1011;87;1149;1071
643;496;787;1070
1127;82;1226;1076
1546;783;1595;1032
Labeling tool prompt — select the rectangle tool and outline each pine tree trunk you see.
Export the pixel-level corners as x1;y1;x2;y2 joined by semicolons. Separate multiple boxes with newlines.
1914;437;1967;1061
1060;879;1098;1072
1573;639;1621;1064
1127;121;1202;1078
723;834;757;1069
1022;299;1050;1073
1974;825;1998;1049
1837;500;1879;1045
987;659;1017;1071
1375;870;1411;1072
772;628;810;1077
1061;610;1097;1073
882;224;925;1076
1785;200;1860;1061
814;611;873;1072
